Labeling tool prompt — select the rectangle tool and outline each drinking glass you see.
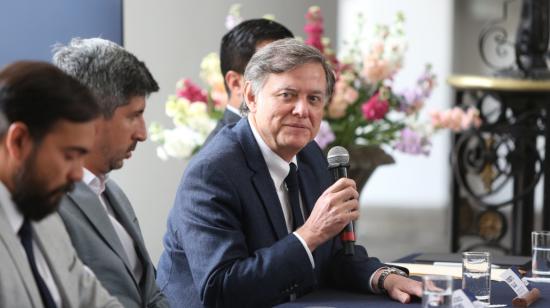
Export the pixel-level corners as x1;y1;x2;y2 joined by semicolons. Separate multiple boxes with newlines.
532;231;550;278
462;251;491;305
422;275;453;308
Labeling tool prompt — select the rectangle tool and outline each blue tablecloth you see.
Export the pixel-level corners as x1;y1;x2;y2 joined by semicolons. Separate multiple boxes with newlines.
277;280;550;307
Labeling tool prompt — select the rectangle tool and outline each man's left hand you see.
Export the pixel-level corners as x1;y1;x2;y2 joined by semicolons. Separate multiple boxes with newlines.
384;275;422;304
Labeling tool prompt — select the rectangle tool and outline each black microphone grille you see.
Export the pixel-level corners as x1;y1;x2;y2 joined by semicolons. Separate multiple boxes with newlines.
327;146;349;166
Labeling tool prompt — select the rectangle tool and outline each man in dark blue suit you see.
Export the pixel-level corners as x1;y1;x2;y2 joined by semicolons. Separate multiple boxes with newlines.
204;18;293;145
157;38;422;307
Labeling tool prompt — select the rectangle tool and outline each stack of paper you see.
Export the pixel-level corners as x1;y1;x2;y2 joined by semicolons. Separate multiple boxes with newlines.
388;263;506;282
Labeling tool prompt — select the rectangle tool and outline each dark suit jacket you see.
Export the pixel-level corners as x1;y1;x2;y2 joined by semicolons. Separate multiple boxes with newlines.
59;180;168;308
157;118;384;308
204;108;241;145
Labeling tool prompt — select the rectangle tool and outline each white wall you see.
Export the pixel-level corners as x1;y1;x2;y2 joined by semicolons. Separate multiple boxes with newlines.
121;0;337;263
338;0;455;208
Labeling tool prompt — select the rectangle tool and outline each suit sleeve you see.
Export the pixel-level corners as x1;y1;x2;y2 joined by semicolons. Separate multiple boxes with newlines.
173;160;317;307
148;292;170;308
327;240;385;293
73;257;124;308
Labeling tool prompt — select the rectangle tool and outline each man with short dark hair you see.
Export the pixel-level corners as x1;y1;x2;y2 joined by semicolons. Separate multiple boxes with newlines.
204;18;293;143
54;38;168;308
158;39;422;307
0;60;122;308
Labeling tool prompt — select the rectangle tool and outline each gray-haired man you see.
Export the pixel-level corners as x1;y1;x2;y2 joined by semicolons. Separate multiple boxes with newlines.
157;38;421;307
54;38;168;308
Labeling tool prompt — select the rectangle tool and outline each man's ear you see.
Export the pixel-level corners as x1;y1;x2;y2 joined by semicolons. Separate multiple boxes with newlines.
225;71;244;99
5;122;33;162
243;81;257;113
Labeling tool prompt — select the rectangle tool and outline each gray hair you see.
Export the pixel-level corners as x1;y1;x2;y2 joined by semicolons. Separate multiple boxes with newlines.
241;38;335;114
53;38;159;118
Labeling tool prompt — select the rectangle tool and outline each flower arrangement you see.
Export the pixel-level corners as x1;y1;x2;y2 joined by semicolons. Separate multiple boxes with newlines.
305;6;480;155
149;53;225;160
150;5;482;161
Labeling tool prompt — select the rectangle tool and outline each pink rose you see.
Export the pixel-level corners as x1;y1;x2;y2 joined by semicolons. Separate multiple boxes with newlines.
176;79;208;103
304;6;325;52
362;55;392;83
449;107;464;131
327;80;357;119
343;87;358;103
430;110;444;128
304;23;324;35
361;93;389;121
327;101;348;119
335;79;358;103
305;37;324;52
461;107;482;130
430;107;482;132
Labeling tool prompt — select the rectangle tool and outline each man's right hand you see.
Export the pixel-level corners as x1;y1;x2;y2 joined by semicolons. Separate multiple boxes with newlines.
295;178;359;251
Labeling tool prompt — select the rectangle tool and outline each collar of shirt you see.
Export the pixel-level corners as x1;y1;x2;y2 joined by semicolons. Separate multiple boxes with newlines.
226;104;241;117
249;119;298;190
82;168;110;196
0;180;24;235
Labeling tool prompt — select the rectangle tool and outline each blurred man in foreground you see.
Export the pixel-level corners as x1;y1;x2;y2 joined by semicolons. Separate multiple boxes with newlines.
0;61;121;308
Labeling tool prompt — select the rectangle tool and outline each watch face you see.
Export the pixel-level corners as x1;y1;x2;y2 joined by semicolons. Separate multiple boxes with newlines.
391;268;406;276
477;209;506;241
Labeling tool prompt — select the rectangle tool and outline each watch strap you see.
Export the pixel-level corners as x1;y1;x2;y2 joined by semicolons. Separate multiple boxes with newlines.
377;267;408;294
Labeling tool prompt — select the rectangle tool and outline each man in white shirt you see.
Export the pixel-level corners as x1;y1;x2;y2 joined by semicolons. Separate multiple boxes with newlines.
53;38;169;308
0;61;121;308
204;18;294;144
157;39;422;307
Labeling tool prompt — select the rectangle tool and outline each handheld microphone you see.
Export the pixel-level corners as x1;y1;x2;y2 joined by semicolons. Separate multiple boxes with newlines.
327;146;355;256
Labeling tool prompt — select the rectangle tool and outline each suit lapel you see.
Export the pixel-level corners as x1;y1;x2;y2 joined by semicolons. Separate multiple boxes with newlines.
222;108;241;126
66;182;133;272
0;207;42;307
236;119;288;240
103;182;150;280
103;183;142;251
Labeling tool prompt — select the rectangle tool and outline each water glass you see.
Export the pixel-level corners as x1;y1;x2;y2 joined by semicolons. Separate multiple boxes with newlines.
532;231;550;277
462;252;491;305
422;275;453;308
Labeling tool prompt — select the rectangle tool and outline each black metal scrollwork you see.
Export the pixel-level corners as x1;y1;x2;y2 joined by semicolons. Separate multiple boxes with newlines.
479;0;517;71
479;0;550;78
452;0;550;255
451;91;545;253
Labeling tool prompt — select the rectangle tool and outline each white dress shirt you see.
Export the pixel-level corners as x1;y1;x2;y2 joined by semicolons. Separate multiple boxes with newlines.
249;121;315;268
82;169;143;284
0;181;62;307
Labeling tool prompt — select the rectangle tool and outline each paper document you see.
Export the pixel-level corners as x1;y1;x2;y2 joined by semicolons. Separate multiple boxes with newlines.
387;262;506;282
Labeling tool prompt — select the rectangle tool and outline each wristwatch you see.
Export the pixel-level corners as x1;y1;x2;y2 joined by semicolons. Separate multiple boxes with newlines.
377;267;408;294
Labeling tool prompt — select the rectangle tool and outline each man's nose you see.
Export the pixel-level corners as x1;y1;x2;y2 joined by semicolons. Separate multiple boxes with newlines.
134;116;147;141
293;97;310;117
68;162;84;182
